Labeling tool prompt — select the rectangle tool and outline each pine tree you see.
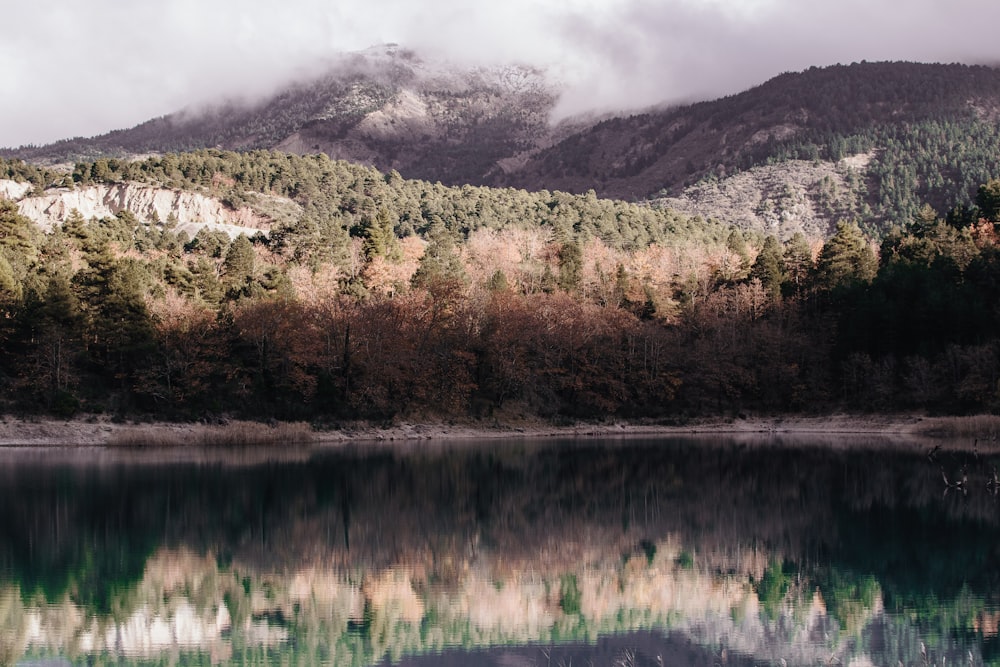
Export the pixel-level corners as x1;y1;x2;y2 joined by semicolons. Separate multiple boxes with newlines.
222;234;256;288
750;235;786;300
0;199;40;268
411;219;466;291
814;221;878;290
360;208;399;261
0;253;18;304
783;232;813;297
976;179;1000;222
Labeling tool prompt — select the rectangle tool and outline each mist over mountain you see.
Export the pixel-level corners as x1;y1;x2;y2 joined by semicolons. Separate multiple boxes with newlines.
3;45;566;188
8;55;1000;236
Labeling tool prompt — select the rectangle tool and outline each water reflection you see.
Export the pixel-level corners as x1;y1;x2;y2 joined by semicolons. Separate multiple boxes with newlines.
0;436;997;665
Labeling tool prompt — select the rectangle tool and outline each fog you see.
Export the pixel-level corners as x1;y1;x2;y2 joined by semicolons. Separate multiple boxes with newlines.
2;0;998;147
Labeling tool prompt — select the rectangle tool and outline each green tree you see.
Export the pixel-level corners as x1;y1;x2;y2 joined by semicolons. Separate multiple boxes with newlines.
814;221;878;290
750;235;786;300
911;203;939;237
0;199;40;267
411;219;467;291
557;236;583;292
486;269;509;292
976;178;1000;222
222;234;256;292
24;274;86;413
0;253;19;304
62;209;89;244
74;247;157;410
783;232;814;297
188;257;224;306
360;208;399;261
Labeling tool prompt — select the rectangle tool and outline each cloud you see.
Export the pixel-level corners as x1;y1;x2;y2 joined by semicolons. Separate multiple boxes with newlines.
2;0;1000;148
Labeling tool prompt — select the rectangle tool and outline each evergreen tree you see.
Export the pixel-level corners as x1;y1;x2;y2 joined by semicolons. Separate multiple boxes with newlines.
0;199;40;269
783;232;813;297
910;203;939;237
486;269;509;292
222;234;256;288
814;221;878;290
0;253;18;304
189;257;224;306
976;179;1000;222
750;235;786;300
411;219;466;291
360;208;399;261
28;274;85;413
721;229;751;282
557;237;583;292
73;246;156;410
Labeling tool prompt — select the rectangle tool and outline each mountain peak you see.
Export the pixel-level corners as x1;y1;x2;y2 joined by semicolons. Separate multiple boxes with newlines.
8;59;1000;237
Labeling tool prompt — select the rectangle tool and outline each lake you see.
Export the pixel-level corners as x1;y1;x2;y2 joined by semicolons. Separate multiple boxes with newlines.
0;435;996;666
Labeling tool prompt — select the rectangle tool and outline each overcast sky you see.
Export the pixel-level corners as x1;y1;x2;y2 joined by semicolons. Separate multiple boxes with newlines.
2;0;999;148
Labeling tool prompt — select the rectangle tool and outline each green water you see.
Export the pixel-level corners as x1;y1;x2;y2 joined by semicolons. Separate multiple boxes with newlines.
0;436;997;666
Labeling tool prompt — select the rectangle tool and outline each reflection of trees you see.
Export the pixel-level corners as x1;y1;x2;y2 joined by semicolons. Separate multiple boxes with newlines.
0;463;161;612
2;438;1000;589
0;438;998;663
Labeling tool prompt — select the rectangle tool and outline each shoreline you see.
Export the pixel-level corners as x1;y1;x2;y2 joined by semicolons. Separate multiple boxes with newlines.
0;413;995;448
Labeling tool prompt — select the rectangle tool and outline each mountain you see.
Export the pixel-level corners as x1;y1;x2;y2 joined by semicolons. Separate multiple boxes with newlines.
502;61;1000;194
8;57;1000;236
499;61;1000;233
2;45;567;187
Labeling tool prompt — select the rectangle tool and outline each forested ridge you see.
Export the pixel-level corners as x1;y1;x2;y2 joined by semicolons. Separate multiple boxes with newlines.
9;60;1000;242
2;149;1000;422
506;62;1000;234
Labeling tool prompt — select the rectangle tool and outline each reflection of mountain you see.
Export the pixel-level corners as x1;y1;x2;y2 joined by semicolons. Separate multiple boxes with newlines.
0;437;998;665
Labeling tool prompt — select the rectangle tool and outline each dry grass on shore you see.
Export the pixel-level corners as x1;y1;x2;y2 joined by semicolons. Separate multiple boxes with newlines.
910;415;1000;440
6;412;1000;448
106;421;316;447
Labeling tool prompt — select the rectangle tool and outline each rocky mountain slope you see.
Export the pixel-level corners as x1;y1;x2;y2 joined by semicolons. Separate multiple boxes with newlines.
500;61;1000;198
8;58;1000;237
3;45;565;188
655;154;872;239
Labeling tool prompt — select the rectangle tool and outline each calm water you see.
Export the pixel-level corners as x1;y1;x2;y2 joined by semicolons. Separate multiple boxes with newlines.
0;435;997;666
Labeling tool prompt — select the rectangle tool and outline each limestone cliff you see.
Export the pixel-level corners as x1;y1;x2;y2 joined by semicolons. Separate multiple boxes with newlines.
14;183;285;238
0;179;33;202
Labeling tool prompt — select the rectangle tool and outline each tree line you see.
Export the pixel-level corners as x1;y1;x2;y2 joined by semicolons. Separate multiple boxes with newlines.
2;153;1000;420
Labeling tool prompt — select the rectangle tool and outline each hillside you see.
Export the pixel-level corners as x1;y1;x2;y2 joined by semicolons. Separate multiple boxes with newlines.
8;59;1000;237
654;154;872;239
503;61;1000;195
2;148;1000;421
2;45;564;187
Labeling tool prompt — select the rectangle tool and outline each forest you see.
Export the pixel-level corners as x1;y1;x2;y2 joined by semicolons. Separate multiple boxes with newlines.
2;149;1000;422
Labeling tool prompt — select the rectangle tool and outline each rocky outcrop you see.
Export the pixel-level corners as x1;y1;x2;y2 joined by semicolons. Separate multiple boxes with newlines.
655;155;873;240
16;183;278;238
0;179;33;202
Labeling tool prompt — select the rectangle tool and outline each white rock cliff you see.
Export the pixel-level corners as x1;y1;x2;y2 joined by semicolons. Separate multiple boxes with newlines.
12;183;274;238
